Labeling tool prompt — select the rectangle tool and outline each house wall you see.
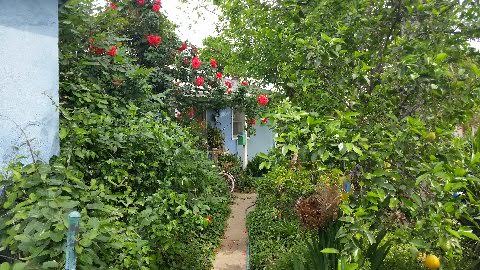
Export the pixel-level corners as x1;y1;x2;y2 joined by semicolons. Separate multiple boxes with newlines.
0;0;59;167
207;108;275;161
248;123;275;160
207;108;238;155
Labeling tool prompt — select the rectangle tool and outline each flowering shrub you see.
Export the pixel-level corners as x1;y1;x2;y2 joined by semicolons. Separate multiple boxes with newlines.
0;1;231;269
169;45;273;131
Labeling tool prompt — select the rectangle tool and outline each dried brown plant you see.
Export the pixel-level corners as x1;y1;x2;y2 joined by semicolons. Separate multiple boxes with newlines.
295;184;342;230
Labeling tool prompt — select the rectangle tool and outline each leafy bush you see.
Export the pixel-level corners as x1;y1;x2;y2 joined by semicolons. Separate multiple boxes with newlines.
1;1;231;269
245;154;270;178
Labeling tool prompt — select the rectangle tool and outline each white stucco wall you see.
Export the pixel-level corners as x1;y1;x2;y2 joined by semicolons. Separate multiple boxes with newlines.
0;0;59;167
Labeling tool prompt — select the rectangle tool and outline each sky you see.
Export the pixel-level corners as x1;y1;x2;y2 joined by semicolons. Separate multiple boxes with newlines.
162;0;220;46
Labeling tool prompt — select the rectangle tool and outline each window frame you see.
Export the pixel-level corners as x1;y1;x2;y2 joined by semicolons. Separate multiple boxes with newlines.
231;109;245;140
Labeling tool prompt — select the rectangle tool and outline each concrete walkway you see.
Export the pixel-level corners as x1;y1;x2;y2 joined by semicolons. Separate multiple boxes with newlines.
213;193;257;270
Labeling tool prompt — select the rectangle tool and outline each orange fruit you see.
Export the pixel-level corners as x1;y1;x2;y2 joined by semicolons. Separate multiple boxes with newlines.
424;254;440;269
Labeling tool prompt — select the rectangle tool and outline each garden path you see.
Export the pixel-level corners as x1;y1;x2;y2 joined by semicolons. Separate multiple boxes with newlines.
213;193;257;270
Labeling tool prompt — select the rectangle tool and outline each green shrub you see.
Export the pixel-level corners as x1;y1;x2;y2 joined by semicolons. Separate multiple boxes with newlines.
0;1;231;269
246;155;270;178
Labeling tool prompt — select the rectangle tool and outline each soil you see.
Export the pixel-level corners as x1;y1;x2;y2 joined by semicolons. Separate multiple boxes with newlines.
212;193;257;270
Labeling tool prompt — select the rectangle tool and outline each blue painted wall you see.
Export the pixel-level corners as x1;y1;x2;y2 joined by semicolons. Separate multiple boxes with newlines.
207;108;238;155
0;0;59;167
207;108;275;161
248;123;275;160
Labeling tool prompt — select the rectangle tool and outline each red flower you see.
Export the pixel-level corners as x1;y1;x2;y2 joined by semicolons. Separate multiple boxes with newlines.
178;42;187;52
226;88;233;94
261;117;268;124
216;72;223;79
210;58;218;68
147;34;162;47
257;94;269;106
107;46;117;57
191;56;201;69
109;2;118;10
195;76;205;86
241;81;249;86
152;1;161;12
136;0;145;5
225;80;233;88
248;118;257;126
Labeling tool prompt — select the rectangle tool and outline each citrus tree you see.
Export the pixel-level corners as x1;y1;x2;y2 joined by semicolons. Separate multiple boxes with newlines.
205;0;480;268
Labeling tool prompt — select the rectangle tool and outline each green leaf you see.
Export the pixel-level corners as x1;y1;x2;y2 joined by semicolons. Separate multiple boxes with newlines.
470;64;480;77
59;128;68;140
435;53;448;62
458;228;480;240
12;263;26;270
0;263;10;270
321;33;332;42
320;248;339;254
42;261;59;269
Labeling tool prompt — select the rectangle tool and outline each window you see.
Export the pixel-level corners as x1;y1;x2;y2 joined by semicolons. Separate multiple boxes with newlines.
232;110;245;139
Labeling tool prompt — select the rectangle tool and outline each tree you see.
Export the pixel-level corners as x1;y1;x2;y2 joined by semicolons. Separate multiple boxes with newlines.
205;0;480;127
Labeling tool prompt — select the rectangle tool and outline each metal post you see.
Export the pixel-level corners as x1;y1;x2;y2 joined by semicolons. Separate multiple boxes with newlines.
243;130;248;169
65;211;80;270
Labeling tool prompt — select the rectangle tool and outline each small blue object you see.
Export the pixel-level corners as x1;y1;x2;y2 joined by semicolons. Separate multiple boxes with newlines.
65;211;81;270
452;192;463;199
343;181;352;193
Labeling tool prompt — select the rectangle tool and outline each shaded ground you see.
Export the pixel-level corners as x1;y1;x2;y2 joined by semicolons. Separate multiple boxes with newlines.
213;193;257;270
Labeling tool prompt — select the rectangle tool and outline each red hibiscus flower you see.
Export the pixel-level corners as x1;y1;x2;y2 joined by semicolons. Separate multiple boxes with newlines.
226;88;233;94
210;58;218;68
241;80;249;86
107;46;117;57
195;76;205;86
261;117;268;124
136;0;145;5
248;118;257;126
257;94;269;106
147;34;162;47
216;72;223;79
152;1;161;12
109;2;118;10
225;80;233;88
191;56;201;69
178;42;187;52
